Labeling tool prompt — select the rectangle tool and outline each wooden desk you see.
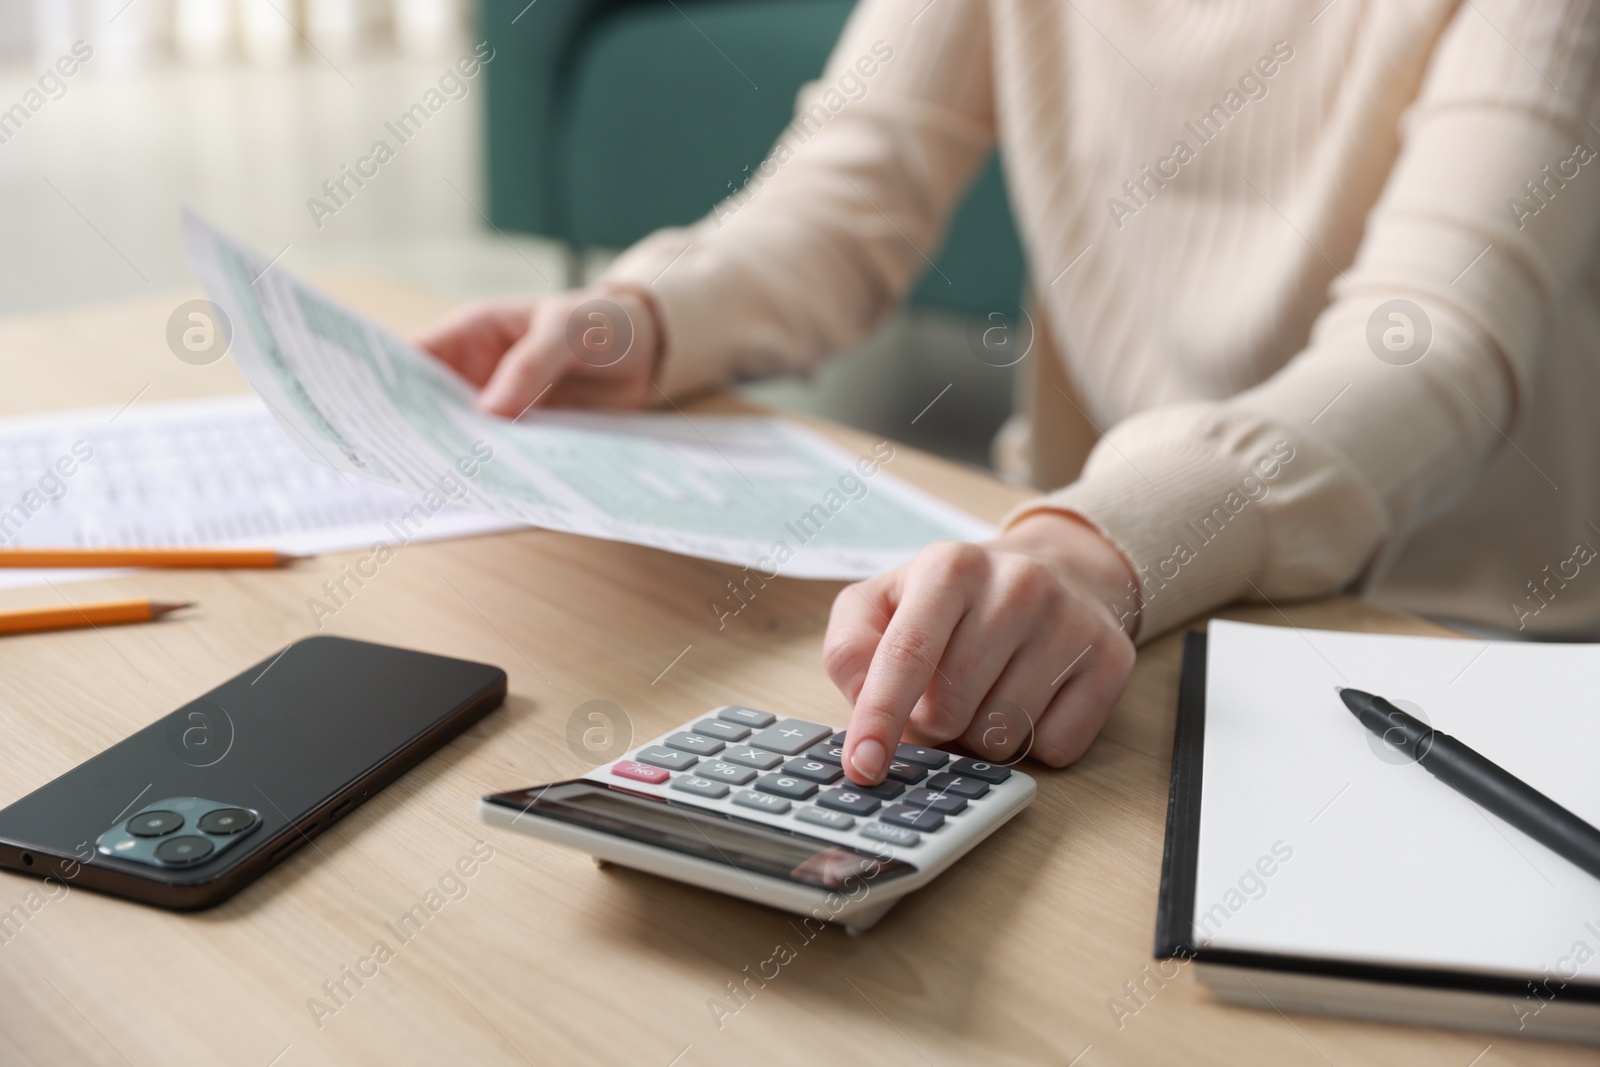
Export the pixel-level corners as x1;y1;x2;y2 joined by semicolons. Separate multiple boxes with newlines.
0;282;1583;1067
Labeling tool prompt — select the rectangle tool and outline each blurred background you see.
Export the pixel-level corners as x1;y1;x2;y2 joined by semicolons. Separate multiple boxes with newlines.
0;0;1025;470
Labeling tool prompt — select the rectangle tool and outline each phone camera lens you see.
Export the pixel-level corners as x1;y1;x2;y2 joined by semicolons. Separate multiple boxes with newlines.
127;810;184;838
154;835;214;865
197;808;257;835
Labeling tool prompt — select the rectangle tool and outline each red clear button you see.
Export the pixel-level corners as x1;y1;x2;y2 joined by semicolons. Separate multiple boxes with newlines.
611;760;670;784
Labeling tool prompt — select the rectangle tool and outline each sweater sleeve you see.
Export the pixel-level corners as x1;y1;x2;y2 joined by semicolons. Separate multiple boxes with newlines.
1005;0;1600;642
598;0;998;398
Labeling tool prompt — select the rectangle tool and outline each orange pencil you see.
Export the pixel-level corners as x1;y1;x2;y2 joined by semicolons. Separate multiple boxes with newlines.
0;548;303;569
0;599;194;636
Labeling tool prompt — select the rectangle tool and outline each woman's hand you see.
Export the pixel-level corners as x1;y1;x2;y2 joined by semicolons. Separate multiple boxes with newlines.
823;511;1139;785
413;284;663;416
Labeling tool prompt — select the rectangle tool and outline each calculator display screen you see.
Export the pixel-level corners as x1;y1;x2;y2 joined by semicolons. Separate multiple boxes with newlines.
492;781;917;891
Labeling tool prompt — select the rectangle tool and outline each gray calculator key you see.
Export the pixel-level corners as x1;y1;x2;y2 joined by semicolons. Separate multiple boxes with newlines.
926;772;990;799
671;775;730;799
949;758;1012;784
861;823;920;847
894;744;949;768
733;790;791;814
717;706;777;728
884;760;928;785
782;758;843;784
806;742;846;764
880;805;945;832
903;788;967;815
843;778;905;800
635;746;699;772
755;773;819;800
746;719;835;756
721;745;784;771
797;807;855;832
665;731;725;756
697;760;758;785
694;719;751;742
828;730;848;745
816;788;881;816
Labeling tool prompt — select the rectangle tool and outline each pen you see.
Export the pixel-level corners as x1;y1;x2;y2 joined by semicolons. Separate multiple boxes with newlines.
0;599;194;636
1338;687;1600;881
0;548;303;568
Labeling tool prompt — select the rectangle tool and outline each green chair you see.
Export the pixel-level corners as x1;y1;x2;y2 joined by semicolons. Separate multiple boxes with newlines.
479;0;1025;316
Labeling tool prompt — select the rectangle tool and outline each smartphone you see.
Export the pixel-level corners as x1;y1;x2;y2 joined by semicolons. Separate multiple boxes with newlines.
0;635;505;910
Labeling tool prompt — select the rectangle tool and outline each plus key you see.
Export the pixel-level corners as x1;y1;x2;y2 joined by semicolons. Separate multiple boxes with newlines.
744;719;834;756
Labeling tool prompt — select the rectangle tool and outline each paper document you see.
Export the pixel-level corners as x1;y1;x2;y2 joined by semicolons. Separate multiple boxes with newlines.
180;212;992;579
0;395;521;591
1198;620;1600;980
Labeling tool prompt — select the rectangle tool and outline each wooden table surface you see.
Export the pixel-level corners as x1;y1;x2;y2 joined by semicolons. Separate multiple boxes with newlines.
0;280;1585;1067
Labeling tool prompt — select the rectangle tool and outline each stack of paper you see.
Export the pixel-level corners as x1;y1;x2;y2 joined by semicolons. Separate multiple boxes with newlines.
0;395;519;591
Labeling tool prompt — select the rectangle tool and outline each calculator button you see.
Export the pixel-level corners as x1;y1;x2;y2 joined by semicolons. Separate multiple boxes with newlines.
816;788;881;816
611;760;670;784
806;742;846;764
782;758;844;784
880;805;944;832
746;719;835;756
697;760;758;785
894;744;949;768
665;732;726;756
755;774;819;800
721;746;784;771
732;790;790;814
903;788;967;815
635;746;699;772
718;706;777;728
949;758;1011;784
839;778;905;800
796;807;855;832
694;719;751;742
884;760;928;784
671;775;730;799
861;823;920;847
828;730;848;745
925;772;989;799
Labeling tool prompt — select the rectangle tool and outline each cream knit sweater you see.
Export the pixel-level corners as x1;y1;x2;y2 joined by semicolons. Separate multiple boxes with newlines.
603;0;1600;643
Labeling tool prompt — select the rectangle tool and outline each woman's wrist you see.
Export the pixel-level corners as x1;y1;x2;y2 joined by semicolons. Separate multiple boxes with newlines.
594;282;666;384
993;510;1140;626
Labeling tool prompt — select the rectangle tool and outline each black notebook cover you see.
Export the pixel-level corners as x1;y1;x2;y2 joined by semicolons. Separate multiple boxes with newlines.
1153;629;1600;1005
1154;630;1208;959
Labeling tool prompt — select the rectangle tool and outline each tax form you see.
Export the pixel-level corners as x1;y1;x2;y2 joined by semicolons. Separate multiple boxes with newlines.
0;395;520;592
180;211;993;580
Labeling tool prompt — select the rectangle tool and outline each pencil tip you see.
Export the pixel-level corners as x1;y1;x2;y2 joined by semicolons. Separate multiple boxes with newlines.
1334;685;1344;694
276;552;311;566
150;601;196;617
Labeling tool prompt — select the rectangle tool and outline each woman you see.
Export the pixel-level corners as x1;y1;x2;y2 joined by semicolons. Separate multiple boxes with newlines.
417;1;1600;787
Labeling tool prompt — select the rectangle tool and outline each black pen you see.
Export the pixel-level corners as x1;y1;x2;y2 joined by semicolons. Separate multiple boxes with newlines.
1338;687;1600;882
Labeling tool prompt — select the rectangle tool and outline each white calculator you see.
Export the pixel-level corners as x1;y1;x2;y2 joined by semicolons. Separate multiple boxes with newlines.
480;705;1036;934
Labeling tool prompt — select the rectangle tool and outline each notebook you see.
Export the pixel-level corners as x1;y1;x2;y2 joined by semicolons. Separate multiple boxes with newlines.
1156;620;1600;1043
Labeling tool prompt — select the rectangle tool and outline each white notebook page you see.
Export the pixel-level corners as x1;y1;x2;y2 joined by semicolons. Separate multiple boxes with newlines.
1197;620;1600;982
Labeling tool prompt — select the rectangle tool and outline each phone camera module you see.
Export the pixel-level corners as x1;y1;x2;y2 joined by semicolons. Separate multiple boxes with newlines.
154;835;215;865
99;797;260;870
127;810;184;837
197;808;257;835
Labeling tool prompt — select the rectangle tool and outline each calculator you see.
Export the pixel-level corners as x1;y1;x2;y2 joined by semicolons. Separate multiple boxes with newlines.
479;705;1036;934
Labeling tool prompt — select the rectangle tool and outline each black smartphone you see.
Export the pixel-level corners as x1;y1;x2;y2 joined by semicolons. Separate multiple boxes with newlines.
0;635;505;910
